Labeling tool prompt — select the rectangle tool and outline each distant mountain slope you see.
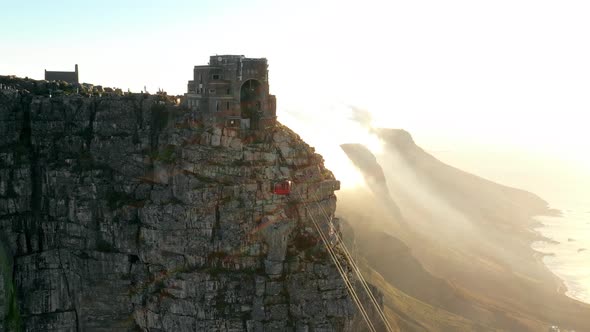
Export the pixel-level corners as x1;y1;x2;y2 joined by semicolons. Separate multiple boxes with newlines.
338;130;590;332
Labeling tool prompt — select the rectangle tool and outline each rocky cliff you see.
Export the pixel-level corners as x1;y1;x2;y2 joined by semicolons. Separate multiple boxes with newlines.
0;77;357;331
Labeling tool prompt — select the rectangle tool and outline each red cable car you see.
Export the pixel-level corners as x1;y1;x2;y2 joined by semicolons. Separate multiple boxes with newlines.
272;180;292;195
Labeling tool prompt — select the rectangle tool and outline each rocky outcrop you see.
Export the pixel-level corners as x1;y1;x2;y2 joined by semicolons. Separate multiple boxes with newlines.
339;144;403;223
0;78;356;331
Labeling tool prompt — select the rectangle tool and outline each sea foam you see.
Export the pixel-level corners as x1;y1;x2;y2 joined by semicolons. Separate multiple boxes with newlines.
532;210;590;304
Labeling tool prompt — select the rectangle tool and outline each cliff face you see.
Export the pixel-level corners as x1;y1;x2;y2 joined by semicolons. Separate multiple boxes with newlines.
0;80;353;331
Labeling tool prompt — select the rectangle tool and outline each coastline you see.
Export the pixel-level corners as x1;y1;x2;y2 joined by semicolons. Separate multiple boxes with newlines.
530;234;569;296
529;211;590;304
528;206;570;294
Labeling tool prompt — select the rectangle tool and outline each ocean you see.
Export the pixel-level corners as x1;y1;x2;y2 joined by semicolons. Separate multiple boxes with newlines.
431;147;590;305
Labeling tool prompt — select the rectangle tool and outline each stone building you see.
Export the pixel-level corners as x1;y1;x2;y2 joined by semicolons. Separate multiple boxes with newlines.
45;64;79;84
185;55;276;130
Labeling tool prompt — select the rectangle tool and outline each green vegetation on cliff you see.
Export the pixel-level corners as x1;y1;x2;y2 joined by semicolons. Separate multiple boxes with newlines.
1;245;22;332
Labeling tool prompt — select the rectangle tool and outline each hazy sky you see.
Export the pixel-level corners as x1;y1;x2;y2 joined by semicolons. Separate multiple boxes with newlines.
2;0;589;189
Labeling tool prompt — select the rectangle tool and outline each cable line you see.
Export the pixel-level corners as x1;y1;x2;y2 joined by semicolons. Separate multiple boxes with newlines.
297;192;378;332
307;188;395;332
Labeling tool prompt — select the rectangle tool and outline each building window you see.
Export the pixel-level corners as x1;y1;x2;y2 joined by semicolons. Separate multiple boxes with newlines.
226;88;230;94
216;101;220;112
213;74;220;80
226;102;230;110
209;89;215;94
